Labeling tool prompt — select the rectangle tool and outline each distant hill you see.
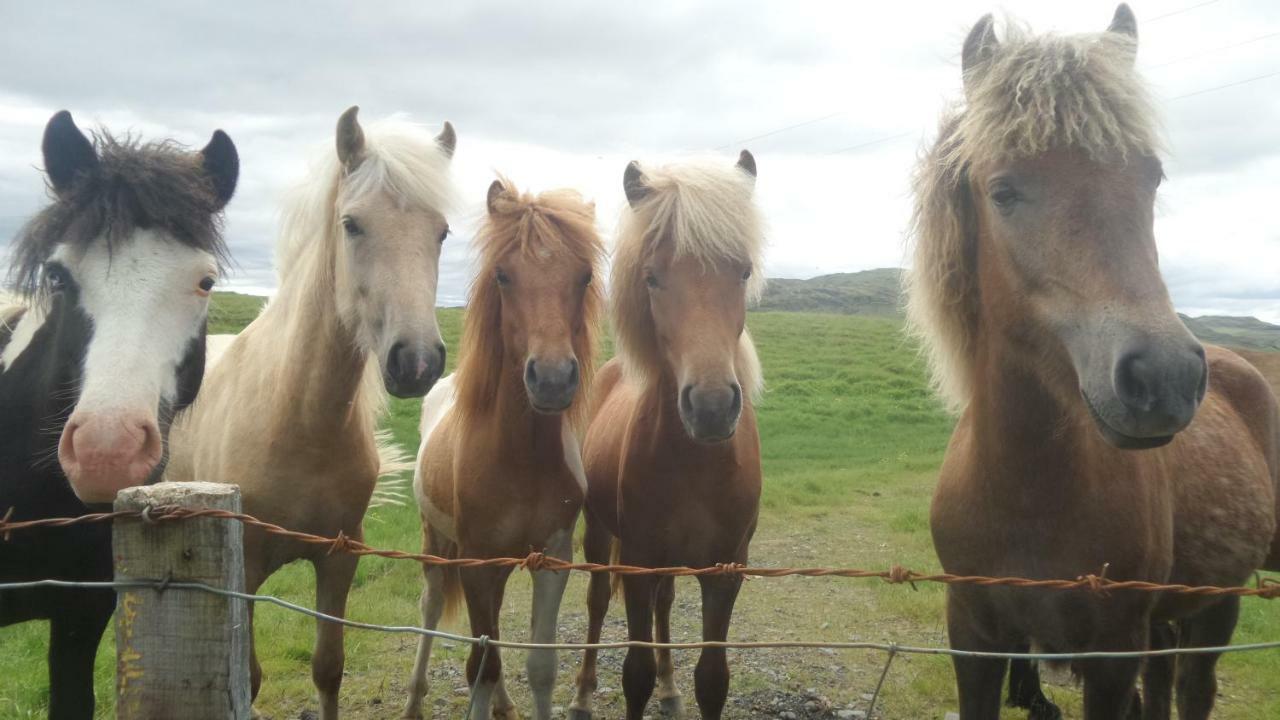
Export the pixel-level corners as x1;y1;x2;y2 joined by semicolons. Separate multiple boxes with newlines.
755;270;1280;352
1179;314;1280;352
755;268;903;316
216;273;1280;352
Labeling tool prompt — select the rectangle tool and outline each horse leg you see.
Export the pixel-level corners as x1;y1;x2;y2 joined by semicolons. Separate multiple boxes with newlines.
945;590;1007;720
404;532;449;720
47;588;113;720
1006;651;1062;720
312;549;360;720
621;574;659;720
460;564;511;720
489;568;519;720
527;529;573;720
1142;622;1177;720
1174;597;1240;720
569;519;613;720
654;575;683;717
691;574;741;720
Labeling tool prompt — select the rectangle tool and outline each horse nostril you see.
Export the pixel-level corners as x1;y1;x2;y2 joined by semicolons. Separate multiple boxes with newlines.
1114;351;1153;412
568;358;580;387
680;384;694;415
729;382;742;416
387;340;407;378
525;359;538;386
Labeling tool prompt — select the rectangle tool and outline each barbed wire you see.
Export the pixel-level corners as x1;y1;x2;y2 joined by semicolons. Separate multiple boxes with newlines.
3;506;1279;600
4;577;1280;661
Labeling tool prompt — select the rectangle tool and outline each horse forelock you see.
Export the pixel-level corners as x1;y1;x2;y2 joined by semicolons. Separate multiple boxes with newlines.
8;132;230;305
906;20;1161;414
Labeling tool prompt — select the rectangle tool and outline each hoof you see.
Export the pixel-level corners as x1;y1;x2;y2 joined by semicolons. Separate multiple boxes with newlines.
1029;696;1063;720
492;707;521;720
658;695;685;717
567;709;593;720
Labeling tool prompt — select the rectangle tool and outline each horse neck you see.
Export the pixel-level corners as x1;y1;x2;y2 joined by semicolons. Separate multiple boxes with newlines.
262;229;372;430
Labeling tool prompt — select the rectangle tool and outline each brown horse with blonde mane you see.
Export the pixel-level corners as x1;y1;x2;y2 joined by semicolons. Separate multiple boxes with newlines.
403;179;603;720
569;152;765;720
907;6;1280;719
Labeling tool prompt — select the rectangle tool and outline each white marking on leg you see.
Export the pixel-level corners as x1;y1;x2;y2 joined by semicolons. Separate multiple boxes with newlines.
404;567;446;719
468;679;495;720
529;528;574;720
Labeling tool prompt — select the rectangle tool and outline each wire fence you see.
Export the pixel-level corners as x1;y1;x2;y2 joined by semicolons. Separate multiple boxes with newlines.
4;505;1279;599
4;506;1280;716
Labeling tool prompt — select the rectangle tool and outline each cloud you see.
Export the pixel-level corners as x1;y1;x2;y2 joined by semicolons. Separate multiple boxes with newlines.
1;0;1277;323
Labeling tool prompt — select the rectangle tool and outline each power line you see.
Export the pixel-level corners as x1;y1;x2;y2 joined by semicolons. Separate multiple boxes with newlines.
1152;29;1280;66
1169;69;1280;100
825;131;916;156
713;111;846;151
1148;0;1221;23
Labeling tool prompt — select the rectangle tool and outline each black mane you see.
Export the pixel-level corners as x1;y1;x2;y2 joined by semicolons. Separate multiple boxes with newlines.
8;131;231;298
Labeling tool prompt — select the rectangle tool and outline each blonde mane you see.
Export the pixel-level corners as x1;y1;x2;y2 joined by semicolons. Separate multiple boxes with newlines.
453;180;604;432
262;117;457;426
611;159;765;400
905;22;1160;413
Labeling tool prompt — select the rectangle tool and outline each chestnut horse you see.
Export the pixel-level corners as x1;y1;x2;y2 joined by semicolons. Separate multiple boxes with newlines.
403;180;603;720
906;6;1279;719
166;107;456;719
570;153;765;720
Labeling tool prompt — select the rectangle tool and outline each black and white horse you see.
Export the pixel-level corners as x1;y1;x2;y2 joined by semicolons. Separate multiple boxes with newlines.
0;111;238;719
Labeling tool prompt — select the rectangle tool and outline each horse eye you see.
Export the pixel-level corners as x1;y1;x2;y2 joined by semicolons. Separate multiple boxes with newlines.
496;269;510;287
990;184;1020;212
198;276;216;295
582;271;593;288
44;264;69;292
439;225;450;244
742;268;753;281
342;216;363;236
645;272;659;289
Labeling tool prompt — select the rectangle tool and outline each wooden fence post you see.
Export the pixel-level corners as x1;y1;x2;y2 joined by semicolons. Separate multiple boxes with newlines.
112;482;251;719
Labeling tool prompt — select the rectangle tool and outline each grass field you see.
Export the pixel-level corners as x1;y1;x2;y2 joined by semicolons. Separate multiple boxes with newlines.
2;294;1278;718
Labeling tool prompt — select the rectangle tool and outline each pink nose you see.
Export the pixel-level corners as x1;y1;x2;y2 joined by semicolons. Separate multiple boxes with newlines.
58;412;163;504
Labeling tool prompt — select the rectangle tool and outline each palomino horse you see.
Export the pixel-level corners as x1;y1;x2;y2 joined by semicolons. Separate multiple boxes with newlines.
403;179;603;720
570;153;765;720
166;107;456;719
906;6;1279;719
1;111;237;719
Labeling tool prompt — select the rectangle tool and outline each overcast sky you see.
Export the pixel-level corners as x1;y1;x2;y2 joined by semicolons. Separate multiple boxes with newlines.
1;1;1277;319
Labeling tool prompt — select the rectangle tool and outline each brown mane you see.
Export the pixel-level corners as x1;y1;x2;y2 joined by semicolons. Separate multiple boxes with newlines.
905;25;1160;412
9;132;230;301
453;179;604;431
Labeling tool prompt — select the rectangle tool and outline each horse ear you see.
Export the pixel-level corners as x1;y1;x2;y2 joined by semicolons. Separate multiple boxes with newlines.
962;14;999;96
1108;4;1138;39
736;149;757;188
1108;3;1139;65
336;105;366;171
486;179;506;216
42;110;98;196
623;161;651;209
200;130;239;210
436;121;456;159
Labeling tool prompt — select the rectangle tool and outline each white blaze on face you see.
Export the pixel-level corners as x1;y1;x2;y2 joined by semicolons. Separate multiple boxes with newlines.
55;230;218;503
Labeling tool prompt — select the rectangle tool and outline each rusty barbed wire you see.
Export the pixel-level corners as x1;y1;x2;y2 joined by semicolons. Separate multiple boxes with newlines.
3;505;1280;599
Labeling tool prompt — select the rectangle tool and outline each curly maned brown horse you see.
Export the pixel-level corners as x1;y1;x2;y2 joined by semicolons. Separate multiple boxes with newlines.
404;179;603;720
569;153;765;720
907;6;1280;719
